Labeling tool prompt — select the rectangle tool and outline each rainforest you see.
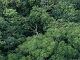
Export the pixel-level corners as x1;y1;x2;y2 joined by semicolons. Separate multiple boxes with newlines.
0;0;80;60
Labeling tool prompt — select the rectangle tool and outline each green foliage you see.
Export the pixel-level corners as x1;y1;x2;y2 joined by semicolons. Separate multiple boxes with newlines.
28;0;41;6
0;55;5;60
28;6;54;34
49;41;78;60
17;34;56;60
0;0;80;60
3;8;18;18
8;53;19;60
47;0;80;22
0;0;5;16
46;22;80;59
0;17;8;30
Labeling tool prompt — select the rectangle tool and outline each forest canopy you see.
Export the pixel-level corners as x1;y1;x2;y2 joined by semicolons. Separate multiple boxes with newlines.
0;0;80;60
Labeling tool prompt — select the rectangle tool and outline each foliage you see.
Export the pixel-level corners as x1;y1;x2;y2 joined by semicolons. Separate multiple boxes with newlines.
28;6;54;34
0;0;80;60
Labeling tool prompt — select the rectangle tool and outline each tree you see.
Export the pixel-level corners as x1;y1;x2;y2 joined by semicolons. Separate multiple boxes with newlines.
28;6;54;35
17;34;56;60
49;41;78;60
45;0;80;22
0;0;5;16
3;8;18;18
8;53;19;60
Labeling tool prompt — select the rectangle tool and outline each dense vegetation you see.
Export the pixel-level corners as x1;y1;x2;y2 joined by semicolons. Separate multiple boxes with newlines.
0;0;80;60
